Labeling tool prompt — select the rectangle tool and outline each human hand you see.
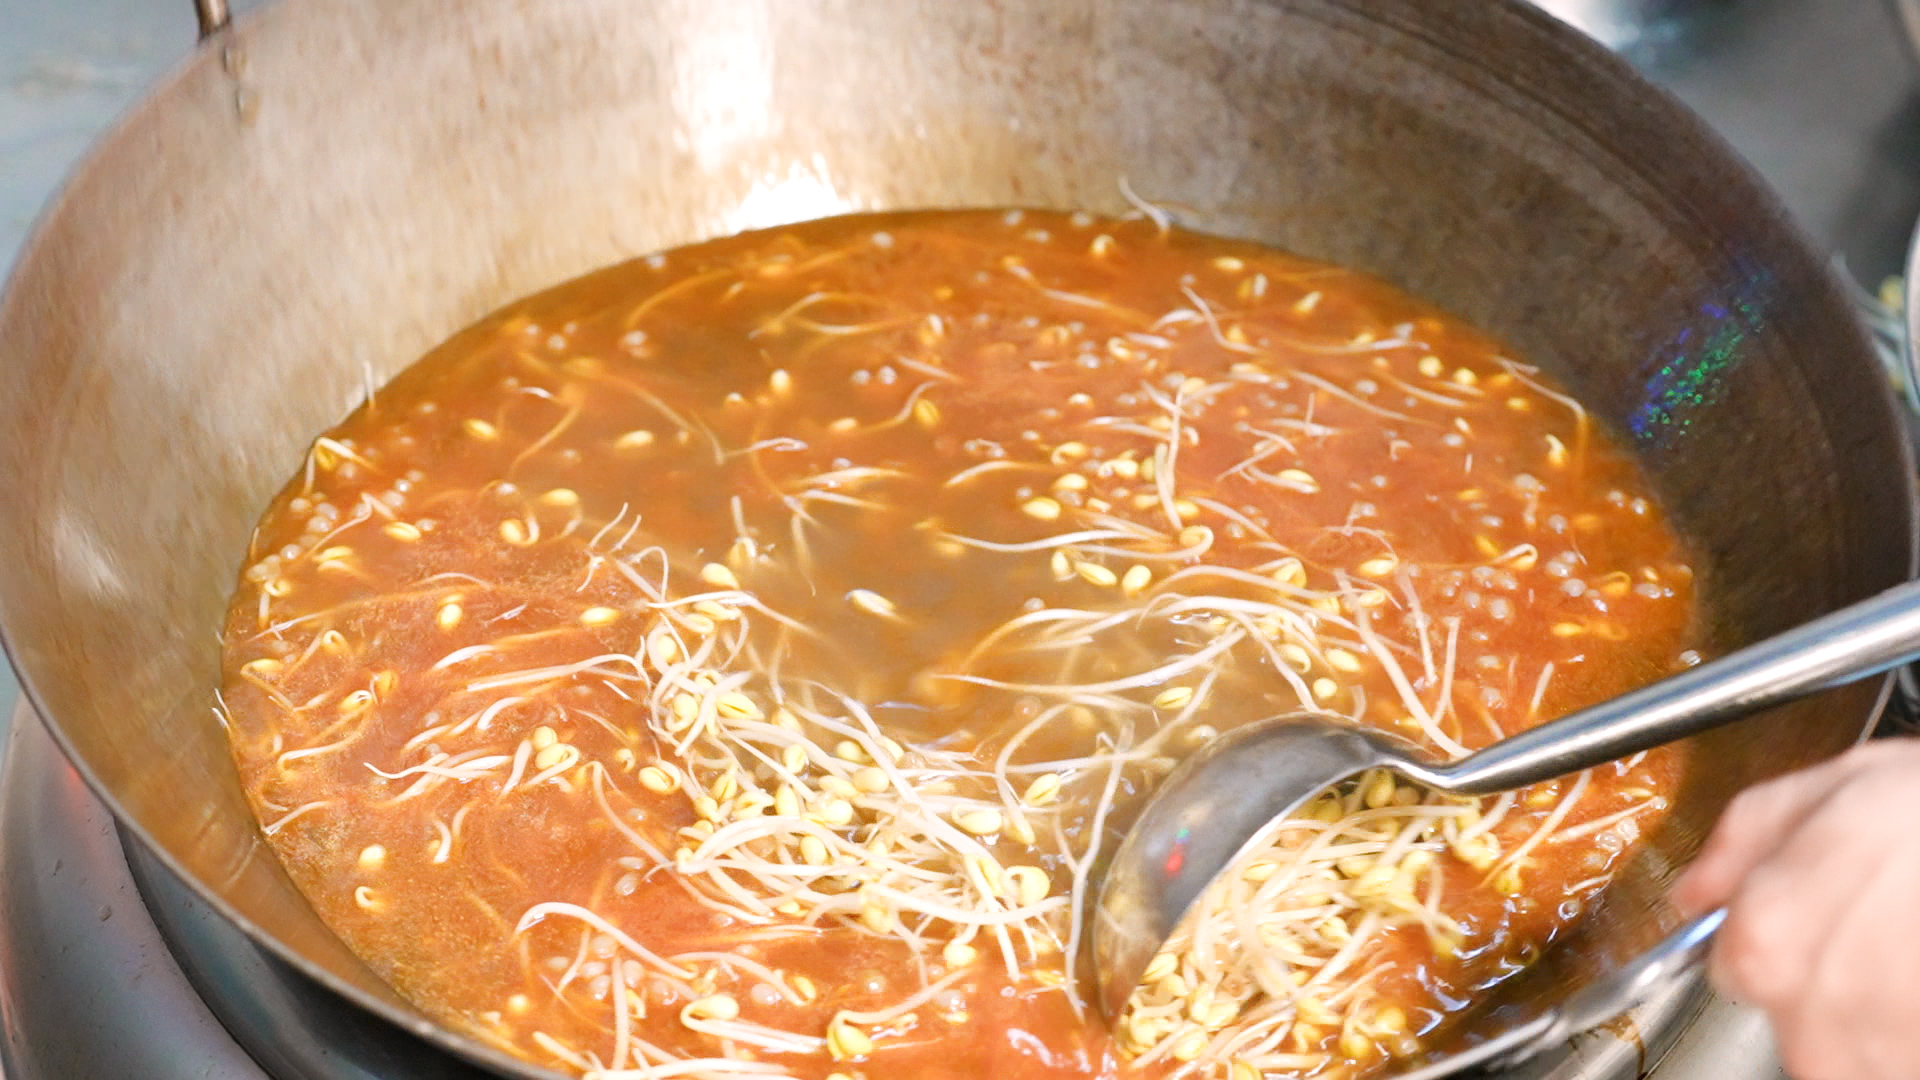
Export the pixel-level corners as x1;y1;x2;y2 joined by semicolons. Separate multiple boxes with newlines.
1673;738;1920;1080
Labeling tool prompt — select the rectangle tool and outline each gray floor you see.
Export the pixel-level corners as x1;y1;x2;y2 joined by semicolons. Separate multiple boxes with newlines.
2;0;1918;736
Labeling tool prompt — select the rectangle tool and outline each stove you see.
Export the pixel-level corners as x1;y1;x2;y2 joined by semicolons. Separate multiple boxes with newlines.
4;0;1918;1076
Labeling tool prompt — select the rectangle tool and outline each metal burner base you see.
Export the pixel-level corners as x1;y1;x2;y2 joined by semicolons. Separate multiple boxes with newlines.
0;705;266;1079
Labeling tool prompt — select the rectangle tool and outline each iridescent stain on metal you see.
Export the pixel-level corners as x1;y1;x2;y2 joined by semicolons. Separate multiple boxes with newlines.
1629;262;1773;450
1164;826;1190;877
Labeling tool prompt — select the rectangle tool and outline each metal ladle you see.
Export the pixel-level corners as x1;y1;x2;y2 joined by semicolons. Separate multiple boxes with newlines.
1093;577;1920;1074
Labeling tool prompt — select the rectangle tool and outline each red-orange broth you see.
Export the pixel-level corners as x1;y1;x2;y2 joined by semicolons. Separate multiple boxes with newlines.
218;210;1698;1080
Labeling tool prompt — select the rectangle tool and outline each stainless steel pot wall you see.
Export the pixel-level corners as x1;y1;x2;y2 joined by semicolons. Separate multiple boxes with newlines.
0;0;1911;1076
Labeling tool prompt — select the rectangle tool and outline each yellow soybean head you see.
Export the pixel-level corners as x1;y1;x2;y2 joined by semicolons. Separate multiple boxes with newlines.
1022;773;1063;806
955;809;1003;836
681;995;740;1023
827;1014;874;1060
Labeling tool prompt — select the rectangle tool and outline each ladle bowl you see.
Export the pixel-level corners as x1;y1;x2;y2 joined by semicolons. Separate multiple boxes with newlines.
1095;577;1920;1069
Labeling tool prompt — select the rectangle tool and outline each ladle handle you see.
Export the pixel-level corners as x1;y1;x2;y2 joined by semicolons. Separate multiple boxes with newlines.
1458;909;1729;1077
1552;909;1725;1037
1430;579;1920;795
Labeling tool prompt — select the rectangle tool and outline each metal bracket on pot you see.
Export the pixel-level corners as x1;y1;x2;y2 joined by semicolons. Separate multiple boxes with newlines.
196;0;231;40
1837;233;1920;727
1848;273;1914;418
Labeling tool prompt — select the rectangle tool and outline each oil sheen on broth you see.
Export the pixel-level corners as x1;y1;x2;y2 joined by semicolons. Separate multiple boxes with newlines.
218;210;1698;1080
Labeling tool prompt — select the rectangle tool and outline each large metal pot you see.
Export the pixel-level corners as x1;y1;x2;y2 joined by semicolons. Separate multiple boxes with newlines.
0;0;1911;1076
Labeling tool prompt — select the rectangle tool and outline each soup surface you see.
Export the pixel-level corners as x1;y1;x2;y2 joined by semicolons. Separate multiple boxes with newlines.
218;210;1699;1080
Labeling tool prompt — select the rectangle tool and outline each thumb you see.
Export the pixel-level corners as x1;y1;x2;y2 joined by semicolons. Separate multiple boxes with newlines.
1670;745;1880;916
